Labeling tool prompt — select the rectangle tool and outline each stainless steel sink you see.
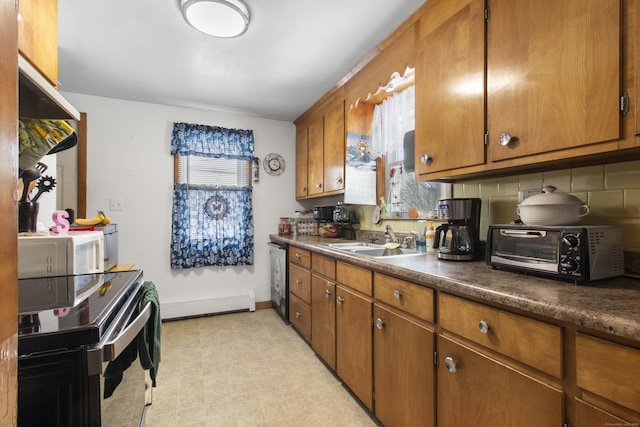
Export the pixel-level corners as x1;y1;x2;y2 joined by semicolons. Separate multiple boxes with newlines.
347;247;423;258
323;242;383;249
320;242;424;259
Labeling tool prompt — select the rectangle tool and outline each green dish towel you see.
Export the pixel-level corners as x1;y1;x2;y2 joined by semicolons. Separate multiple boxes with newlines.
137;281;161;386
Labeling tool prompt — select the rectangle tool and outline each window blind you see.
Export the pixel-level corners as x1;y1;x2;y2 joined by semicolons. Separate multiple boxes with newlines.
175;155;252;187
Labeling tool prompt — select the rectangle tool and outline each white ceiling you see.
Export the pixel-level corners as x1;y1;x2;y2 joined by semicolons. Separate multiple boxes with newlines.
57;0;426;122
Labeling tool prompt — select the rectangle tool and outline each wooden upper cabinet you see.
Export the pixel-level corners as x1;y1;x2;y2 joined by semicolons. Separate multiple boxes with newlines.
295;88;346;199
323;94;345;193
415;0;487;176
345;23;417;110
18;0;58;87
307;114;324;196
487;0;621;162
295;123;309;198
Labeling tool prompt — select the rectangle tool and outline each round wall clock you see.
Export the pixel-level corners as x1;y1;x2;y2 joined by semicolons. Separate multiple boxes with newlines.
263;153;285;176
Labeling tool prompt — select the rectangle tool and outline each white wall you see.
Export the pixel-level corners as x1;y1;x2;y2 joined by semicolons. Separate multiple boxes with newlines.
61;92;302;317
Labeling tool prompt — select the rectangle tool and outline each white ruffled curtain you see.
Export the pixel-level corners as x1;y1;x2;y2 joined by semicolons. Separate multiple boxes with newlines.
370;85;415;159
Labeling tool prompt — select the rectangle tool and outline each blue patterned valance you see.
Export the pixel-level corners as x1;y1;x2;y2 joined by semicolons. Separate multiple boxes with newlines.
170;122;254;269
170;122;254;160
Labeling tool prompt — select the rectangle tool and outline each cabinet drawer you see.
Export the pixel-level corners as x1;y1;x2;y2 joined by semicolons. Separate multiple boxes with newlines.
373;273;434;323
289;294;311;342
439;293;562;378
289;264;311;303
289;246;311;269
576;333;640;414
312;252;335;279
336;261;372;296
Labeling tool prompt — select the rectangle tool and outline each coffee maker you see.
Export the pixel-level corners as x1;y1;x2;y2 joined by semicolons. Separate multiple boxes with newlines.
433;198;482;261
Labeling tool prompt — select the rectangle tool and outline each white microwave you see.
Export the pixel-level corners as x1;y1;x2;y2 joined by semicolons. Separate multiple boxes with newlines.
18;231;105;279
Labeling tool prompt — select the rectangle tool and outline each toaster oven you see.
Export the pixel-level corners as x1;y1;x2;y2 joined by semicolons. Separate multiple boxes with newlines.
486;224;625;284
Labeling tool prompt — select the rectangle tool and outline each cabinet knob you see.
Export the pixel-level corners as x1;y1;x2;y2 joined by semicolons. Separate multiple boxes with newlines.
325;289;332;298
375;318;385;330
295;311;302;319
420;153;433;164
296;279;301;285
393;289;402;299
444;356;458;373
337;296;344;305
316;183;322;189
478;320;490;334
301;186;307;192
498;133;514;146
335;176;343;185
295;253;301;259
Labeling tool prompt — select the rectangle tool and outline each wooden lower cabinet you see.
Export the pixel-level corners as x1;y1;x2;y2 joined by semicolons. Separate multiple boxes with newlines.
311;273;336;370
437;335;563;427
373;304;435;427
336;284;373;411
574;332;640;424
289;293;311;342
574;399;637;427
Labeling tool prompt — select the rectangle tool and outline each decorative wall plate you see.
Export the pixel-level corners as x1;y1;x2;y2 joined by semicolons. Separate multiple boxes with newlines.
263;153;285;176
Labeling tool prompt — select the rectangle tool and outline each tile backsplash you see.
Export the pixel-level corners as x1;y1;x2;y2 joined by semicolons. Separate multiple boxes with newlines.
356;159;640;252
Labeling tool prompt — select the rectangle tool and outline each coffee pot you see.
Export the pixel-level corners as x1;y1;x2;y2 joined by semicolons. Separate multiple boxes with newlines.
432;198;481;261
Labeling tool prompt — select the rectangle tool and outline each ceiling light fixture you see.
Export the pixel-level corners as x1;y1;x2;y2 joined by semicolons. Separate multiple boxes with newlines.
180;0;250;38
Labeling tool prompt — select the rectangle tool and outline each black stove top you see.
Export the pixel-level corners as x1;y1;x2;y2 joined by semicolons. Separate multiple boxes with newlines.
18;270;143;356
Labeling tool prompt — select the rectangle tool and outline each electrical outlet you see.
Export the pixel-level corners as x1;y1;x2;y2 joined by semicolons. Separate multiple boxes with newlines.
110;198;124;211
518;189;542;203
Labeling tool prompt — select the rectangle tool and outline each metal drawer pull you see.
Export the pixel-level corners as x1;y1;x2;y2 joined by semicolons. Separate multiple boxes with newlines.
337;296;344;305
393;289;402;299
325;289;332;298
295;311;302;319
444;356;458;373
375;318;385;330
478;320;490;334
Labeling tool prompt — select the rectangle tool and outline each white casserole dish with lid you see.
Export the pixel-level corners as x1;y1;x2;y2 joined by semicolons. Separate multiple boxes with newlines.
516;186;590;226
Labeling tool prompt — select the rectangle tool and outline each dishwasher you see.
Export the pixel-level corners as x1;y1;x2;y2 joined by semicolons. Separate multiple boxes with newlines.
268;241;289;322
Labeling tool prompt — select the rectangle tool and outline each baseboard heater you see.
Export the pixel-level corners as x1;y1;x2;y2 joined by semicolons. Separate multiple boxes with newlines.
161;292;256;320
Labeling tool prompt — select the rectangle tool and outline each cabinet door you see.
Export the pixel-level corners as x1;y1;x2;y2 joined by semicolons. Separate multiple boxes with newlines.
574;399;638;427
374;304;435;427
311;274;336;370
415;0;486;176
336;285;373;410
295;124;309;198
307;115;324;196
17;0;58;86
323;96;345;193
437;336;563;427
487;0;621;162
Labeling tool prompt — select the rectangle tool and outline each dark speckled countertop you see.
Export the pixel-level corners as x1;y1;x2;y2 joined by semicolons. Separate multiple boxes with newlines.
271;234;640;343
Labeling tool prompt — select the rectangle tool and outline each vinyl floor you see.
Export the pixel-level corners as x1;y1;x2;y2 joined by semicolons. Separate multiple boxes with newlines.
145;308;380;427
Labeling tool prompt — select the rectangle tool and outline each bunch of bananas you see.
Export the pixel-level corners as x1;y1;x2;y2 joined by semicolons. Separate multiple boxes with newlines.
75;211;111;226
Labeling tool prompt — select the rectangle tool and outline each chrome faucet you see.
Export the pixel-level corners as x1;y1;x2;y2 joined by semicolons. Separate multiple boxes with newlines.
385;224;398;244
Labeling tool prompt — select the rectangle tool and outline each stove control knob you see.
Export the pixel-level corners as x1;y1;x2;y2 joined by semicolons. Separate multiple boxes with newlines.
561;258;578;272
562;235;579;248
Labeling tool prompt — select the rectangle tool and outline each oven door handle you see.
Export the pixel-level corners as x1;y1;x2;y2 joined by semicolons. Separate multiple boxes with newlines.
87;280;150;376
102;301;152;362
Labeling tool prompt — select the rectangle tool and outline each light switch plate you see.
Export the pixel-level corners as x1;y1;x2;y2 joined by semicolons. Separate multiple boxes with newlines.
109;198;123;211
